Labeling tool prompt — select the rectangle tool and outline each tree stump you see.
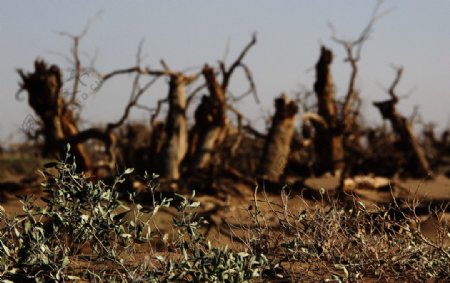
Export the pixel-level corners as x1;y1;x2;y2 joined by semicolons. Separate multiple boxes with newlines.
313;46;344;175
257;94;298;182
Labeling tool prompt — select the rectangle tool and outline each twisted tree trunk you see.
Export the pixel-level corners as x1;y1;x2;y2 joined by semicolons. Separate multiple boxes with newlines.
258;94;298;182
18;60;91;171
373;67;431;178
373;100;431;177
187;65;228;171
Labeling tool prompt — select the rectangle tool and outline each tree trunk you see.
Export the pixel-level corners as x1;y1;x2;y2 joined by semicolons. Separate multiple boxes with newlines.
313;46;344;175
160;74;190;181
187;65;228;171
373;99;431;177
257;94;298;182
18;60;91;171
148;121;166;175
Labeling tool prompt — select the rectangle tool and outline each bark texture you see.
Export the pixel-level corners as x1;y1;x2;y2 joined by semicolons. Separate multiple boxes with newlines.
373;99;431;177
313;46;344;174
258;94;298;181
18;60;91;171
188;65;228;171
160;74;191;181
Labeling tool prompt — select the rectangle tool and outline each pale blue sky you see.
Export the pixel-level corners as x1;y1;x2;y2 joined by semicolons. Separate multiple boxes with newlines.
1;1;450;143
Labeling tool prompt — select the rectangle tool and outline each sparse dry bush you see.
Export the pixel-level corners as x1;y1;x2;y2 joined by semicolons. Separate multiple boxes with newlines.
232;188;450;281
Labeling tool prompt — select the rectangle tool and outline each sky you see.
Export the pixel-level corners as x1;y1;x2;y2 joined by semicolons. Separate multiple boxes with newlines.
1;1;450;143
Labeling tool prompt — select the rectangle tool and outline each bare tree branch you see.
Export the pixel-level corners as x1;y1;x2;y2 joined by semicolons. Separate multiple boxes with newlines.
107;76;159;131
221;33;258;96
387;65;403;103
329;0;391;130
150;98;169;127
57;10;103;106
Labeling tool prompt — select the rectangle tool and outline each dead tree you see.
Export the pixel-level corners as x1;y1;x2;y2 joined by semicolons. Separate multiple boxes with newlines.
187;34;258;172
101;64;198;181
373;67;431;177
312;46;344;174
257;94;298;181
17;33;165;175
310;1;389;177
17;60;92;171
160;73;197;181
188;65;228;171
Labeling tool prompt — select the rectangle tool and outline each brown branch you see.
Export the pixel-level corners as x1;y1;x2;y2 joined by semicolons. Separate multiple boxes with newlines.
57;10;103;106
228;105;244;131
150;98;169;127
100;67;169;82
107;76;159;131
221;33;257;92
160;59;170;71
388;65;403;103
330;0;390;125
230;63;259;103
243;125;266;139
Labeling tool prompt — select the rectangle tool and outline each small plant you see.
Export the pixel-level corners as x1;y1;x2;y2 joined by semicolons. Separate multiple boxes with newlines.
0;145;169;282
160;191;269;282
0;146;271;282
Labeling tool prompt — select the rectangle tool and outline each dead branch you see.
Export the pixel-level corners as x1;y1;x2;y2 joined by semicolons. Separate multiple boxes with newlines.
107;76;159;131
373;67;432;177
221;33;257;90
302;112;328;129
57;10;103;106
220;33;259;103
330;0;390;128
186;34;259;174
150;98;169;127
388;65;403;103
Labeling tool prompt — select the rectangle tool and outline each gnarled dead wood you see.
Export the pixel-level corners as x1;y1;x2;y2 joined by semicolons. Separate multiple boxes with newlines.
312;46;344;174
187;65;229;171
257;94;298;182
17;60;92;171
373;67;431;178
160;73;196;181
187;35;258;172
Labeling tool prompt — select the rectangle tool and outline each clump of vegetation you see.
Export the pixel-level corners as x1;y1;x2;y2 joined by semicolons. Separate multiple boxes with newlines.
0;147;449;282
0;147;270;282
237;188;450;281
